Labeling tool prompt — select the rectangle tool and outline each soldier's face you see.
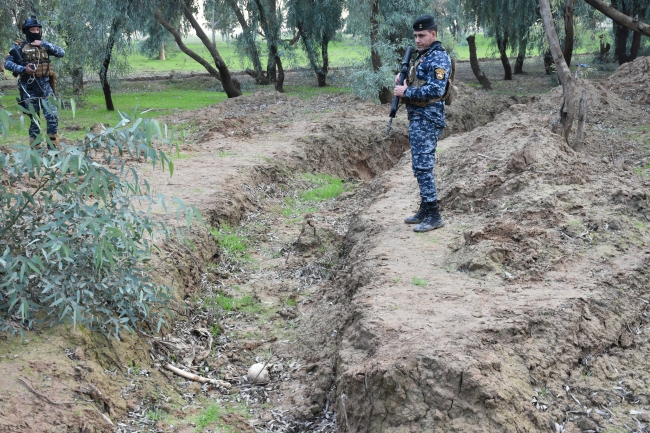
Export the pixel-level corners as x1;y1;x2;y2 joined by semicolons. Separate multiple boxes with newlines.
28;27;40;34
414;30;437;50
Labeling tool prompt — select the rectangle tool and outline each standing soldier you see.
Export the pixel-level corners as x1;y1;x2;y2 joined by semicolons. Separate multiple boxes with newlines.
4;16;65;146
393;15;451;232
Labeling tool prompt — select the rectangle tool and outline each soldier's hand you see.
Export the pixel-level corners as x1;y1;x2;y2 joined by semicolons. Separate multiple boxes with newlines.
30;40;42;47
395;73;400;85
394;84;408;97
25;63;36;74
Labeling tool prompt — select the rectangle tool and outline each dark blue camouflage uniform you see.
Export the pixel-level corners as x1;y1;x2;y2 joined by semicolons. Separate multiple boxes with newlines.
403;41;451;203
4;40;65;138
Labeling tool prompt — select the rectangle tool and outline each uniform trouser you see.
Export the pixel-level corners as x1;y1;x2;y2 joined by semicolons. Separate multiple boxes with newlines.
18;78;58;138
409;120;443;203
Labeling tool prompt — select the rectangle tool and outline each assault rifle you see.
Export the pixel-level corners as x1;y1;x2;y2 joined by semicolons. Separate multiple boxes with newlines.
8;44;25;77
386;46;413;135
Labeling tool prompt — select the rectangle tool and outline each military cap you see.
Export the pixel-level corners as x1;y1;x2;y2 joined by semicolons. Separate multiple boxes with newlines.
413;15;437;31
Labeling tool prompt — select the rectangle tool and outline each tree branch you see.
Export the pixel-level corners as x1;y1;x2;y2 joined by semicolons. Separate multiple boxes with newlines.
180;3;225;70
153;9;222;80
584;0;650;37
285;31;301;46
540;0;578;147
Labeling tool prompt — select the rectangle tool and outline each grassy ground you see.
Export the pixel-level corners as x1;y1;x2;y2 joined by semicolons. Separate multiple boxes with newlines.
0;84;233;144
129;36;368;75
130;33;602;75
0;31;603;146
0;82;355;145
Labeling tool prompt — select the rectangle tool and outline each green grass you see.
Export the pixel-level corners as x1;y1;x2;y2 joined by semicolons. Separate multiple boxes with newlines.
195;404;220;430
454;33;601;61
0;85;231;144
633;163;650;177
299;174;347;201
193;403;250;432
203;293;256;312
412;277;428;287
210;224;250;261
285;298;297;307
128;36;367;75
147;409;165;422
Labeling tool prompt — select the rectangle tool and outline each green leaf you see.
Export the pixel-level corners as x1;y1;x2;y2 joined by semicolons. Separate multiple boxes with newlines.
0;110;10;139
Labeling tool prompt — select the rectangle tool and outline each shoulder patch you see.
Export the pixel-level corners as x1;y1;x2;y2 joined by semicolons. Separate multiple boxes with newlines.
435;68;446;80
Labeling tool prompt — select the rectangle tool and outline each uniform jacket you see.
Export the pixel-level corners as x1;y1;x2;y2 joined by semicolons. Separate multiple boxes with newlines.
4;40;65;77
403;41;451;128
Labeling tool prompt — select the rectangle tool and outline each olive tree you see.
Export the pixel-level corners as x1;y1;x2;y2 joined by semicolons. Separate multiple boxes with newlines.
346;0;436;103
585;0;649;64
154;0;242;97
0;107;198;338
287;0;344;87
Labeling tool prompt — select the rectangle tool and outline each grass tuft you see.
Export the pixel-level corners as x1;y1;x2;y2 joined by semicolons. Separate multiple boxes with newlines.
412;277;428;287
299;174;347;201
210;224;250;261
195;404;220;430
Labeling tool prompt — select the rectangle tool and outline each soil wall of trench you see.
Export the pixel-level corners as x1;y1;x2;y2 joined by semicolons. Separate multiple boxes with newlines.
0;83;590;433
325;82;650;432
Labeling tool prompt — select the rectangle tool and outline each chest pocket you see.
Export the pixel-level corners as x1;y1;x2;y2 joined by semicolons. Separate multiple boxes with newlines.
22;44;51;78
404;58;456;107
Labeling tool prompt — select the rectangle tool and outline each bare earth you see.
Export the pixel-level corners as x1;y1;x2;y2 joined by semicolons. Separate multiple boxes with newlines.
0;59;649;433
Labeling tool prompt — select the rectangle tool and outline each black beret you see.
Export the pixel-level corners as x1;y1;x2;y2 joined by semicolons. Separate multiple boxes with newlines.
413;15;436;31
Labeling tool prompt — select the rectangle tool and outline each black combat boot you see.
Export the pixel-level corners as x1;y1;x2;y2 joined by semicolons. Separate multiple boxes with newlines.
404;200;426;224
413;201;444;232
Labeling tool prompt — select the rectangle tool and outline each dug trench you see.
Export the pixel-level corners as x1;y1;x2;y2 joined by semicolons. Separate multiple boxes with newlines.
1;69;649;433
0;84;512;433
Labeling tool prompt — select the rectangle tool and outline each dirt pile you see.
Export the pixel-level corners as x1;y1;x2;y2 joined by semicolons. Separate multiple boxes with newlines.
330;81;650;432
606;56;650;105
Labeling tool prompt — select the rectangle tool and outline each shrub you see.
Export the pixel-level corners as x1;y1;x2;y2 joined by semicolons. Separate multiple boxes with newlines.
0;106;198;338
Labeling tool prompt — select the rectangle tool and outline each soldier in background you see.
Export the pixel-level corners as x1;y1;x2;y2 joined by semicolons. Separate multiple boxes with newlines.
393;15;451;233
4;16;65;146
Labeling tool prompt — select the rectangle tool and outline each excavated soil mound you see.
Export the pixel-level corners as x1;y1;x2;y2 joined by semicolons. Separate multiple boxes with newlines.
606;56;650;105
330;81;650;432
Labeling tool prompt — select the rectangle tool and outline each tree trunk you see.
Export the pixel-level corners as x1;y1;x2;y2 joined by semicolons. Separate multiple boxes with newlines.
158;42;166;60
563;0;575;67
496;31;512;80
225;32;230;48
599;35;611;61
539;0;580;149
543;50;554;74
629;30;641;61
514;40;526;74
225;0;267;84
267;56;277;83
99;20;119;111
154;8;241;97
71;67;83;94
316;38;329;87
614;23;629;64
275;55;284;93
584;0;650;37
371;0;392;103
467;35;492;90
180;3;242;97
211;8;216;46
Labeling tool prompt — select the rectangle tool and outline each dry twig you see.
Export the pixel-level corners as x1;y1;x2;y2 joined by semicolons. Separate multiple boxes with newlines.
164;363;232;388
18;377;76;406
